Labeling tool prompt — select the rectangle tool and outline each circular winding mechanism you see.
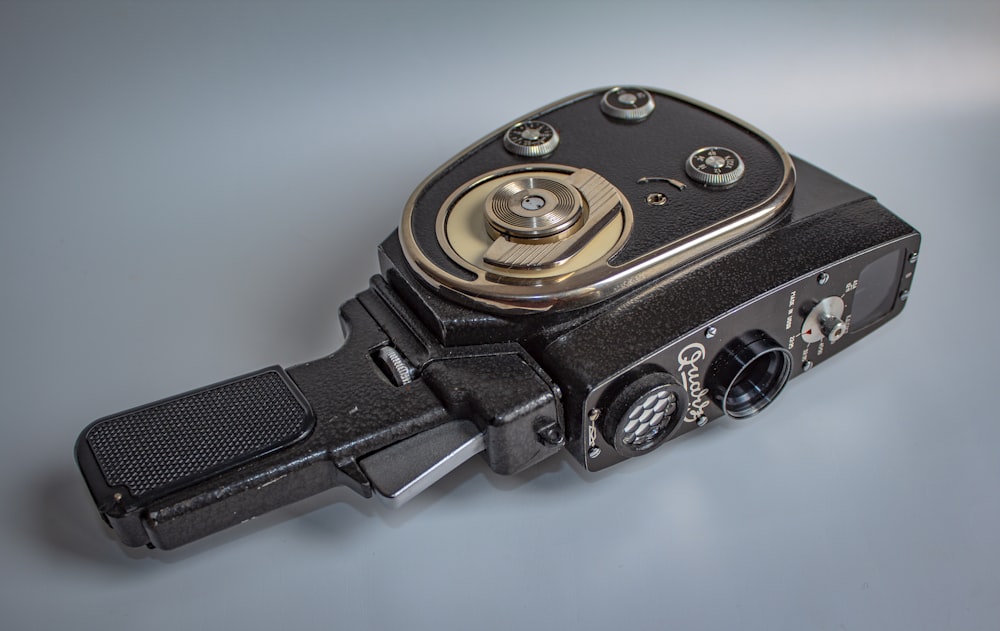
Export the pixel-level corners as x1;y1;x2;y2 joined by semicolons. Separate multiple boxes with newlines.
484;177;583;240
437;164;632;279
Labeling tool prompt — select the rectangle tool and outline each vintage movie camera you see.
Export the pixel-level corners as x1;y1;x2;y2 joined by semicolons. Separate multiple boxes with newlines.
75;87;921;549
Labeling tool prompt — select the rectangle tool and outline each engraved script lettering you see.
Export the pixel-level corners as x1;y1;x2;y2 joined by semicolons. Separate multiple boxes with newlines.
677;343;711;422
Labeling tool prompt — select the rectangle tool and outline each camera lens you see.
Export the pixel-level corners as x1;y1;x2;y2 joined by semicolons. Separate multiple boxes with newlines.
601;372;688;458
709;333;792;419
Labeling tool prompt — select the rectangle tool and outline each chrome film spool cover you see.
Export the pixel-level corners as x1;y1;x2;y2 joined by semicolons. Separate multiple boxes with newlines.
438;164;631;275
484;177;583;240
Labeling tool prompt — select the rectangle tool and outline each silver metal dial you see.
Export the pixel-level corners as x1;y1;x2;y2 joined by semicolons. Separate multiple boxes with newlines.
820;314;848;343
801;296;847;344
503;121;560;157
484;176;583;240
685;147;745;187
600;87;655;121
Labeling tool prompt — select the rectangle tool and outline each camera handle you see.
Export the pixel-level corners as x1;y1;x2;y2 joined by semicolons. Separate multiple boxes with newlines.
75;279;562;549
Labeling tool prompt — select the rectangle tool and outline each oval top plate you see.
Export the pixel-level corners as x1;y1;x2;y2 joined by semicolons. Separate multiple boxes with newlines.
400;87;795;313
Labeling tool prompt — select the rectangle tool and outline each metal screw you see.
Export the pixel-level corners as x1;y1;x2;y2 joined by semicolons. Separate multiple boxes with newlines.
588;408;601;421
802;360;814;372
909;252;919;264
899;289;910;302
697;416;709;427
588;447;602;459
705;326;717;339
645;192;668;206
817;272;830;285
113;492;123;503
536;420;565;446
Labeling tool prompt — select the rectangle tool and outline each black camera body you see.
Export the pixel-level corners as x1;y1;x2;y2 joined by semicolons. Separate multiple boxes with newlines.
75;88;920;549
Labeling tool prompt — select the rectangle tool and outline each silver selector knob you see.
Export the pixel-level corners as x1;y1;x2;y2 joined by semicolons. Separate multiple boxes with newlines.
503;120;560;157
801;296;847;344
685;146;745;186
600;87;656;121
820;314;848;343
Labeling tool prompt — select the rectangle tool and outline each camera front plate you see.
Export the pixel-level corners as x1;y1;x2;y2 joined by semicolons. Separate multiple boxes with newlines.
581;232;921;471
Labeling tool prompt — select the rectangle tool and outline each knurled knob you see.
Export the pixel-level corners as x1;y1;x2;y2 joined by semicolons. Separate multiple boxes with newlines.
801;296;847;344
685;147;745;187
600;87;656;122
820;314;847;343
503;120;560;158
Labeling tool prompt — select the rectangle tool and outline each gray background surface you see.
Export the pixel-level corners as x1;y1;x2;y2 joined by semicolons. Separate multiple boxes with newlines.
2;1;998;629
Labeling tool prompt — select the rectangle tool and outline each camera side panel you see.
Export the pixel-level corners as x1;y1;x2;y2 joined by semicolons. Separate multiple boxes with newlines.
539;161;920;470
582;232;918;470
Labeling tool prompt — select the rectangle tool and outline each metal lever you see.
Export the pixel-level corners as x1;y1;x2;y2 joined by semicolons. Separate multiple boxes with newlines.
359;420;485;507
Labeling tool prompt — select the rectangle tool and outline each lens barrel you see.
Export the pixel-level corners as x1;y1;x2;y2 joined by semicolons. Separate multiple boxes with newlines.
709;332;792;419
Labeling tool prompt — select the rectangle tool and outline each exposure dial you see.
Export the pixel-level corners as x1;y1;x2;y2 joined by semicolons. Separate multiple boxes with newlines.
801;296;847;344
503;121;560;157
685;147;745;187
600;87;656;122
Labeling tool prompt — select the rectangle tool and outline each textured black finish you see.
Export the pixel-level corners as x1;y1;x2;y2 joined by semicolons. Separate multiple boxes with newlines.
286;300;450;466
75;89;921;550
541;195;914;382
83;370;311;498
77;282;563;548
421;355;560;475
541;192;919;470
381;156;881;348
382;155;919;470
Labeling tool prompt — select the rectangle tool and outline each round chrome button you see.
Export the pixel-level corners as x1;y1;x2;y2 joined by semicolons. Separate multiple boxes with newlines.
685;146;745;186
503;120;560;157
600;87;655;122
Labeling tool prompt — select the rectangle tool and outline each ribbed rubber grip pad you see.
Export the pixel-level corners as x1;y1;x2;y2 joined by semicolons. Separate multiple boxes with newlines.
79;368;314;502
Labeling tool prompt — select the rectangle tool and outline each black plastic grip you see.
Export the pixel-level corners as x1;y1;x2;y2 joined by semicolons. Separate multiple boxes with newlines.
75;367;315;533
73;289;560;549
